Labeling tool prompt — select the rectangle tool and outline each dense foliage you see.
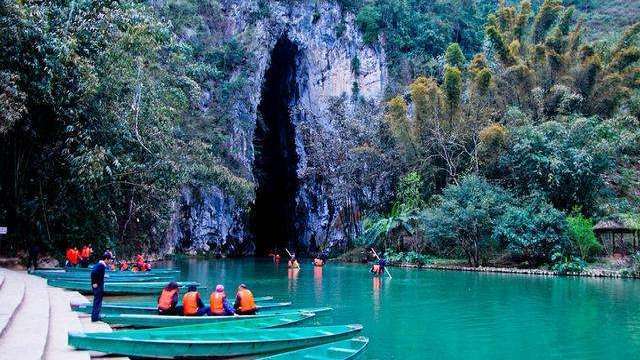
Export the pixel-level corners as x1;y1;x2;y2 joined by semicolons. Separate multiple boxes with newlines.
360;0;640;267
0;0;251;257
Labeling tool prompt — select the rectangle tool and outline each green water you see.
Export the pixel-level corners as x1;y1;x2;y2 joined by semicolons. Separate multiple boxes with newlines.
167;258;640;359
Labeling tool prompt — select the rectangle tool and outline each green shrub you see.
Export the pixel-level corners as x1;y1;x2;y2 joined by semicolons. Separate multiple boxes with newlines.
566;214;601;260
551;252;586;275
493;198;569;266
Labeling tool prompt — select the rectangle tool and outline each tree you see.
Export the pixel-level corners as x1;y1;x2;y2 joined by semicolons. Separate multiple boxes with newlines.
493;198;569;266
566;214;601;260
424;175;513;266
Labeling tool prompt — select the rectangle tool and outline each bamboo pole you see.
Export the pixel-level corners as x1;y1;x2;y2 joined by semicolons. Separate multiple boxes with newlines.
371;248;392;279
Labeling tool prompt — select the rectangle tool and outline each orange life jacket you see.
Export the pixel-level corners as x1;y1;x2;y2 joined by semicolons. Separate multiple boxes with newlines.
70;249;79;264
236;289;256;312
182;291;200;315
158;288;177;311
372;264;381;273
210;292;226;315
81;246;90;259
120;262;129;271
66;249;73;262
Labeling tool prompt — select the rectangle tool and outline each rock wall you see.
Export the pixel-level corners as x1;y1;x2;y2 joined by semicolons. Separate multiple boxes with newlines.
169;0;388;255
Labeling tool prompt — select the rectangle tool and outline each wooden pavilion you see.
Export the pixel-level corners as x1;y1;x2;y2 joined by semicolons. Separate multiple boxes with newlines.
593;220;639;255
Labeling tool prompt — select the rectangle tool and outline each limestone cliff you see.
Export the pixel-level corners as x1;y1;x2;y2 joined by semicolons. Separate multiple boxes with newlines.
168;0;389;256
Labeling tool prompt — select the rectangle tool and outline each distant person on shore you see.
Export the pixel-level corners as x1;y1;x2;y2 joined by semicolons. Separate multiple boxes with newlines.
80;245;93;268
158;281;180;315
66;247;79;267
234;284;257;315
182;285;209;316
209;285;235;316
28;244;39;271
91;252;113;322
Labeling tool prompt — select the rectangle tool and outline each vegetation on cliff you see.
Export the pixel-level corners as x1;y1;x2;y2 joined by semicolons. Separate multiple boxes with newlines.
358;0;640;269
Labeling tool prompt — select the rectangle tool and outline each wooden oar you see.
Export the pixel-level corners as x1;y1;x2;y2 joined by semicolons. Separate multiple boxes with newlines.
371;248;392;279
285;249;294;259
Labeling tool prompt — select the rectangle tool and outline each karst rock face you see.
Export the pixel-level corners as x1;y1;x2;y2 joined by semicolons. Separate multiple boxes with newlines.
168;0;388;256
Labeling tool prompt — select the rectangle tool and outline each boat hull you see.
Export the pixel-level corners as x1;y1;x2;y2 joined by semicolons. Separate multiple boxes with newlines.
101;308;333;328
68;325;363;358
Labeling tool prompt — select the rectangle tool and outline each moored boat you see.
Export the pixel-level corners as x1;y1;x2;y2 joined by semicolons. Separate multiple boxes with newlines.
101;307;333;328
68;324;363;358
74;301;292;315
258;336;370;359
78;312;316;338
47;279;201;295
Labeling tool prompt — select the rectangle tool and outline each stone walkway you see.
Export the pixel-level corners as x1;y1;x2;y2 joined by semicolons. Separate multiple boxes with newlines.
0;269;128;360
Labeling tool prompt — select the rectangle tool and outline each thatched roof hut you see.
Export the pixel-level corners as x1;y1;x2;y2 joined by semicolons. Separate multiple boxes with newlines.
594;219;639;255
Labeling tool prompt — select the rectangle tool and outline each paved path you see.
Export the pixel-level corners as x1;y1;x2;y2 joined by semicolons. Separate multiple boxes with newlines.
0;269;127;360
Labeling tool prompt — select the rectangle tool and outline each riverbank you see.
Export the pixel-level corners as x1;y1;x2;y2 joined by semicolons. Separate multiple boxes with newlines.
335;247;640;279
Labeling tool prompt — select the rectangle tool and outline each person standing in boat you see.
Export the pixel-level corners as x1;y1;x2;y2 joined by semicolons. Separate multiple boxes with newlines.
158;281;180;315
182;285;209;316
234;284;257;315
90;252;113;322
209;285;235;316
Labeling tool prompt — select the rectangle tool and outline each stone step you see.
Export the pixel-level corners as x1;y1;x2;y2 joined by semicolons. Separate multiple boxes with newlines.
0;272;50;360
44;287;90;360
0;270;26;337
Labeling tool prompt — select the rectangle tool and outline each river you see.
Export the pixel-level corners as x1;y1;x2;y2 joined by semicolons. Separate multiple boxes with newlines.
164;258;640;359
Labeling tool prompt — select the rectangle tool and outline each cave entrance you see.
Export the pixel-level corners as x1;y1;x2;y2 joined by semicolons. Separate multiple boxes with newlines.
251;36;300;256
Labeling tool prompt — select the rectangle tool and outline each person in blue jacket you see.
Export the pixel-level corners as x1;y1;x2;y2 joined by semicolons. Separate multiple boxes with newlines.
90;252;113;322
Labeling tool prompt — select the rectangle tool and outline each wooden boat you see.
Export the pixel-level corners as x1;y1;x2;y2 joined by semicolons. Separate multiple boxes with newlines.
101;307;333;328
258;336;369;359
64;267;181;275
70;295;275;310
32;268;181;276
80;312;316;338
43;275;175;283
68;324;363;358
74;301;292;315
32;270;176;280
47;279;201;295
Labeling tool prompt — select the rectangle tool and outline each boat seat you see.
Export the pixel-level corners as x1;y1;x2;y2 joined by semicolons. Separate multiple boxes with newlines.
328;347;358;353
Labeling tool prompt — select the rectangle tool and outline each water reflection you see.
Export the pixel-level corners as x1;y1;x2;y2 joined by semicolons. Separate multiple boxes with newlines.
313;266;323;301
372;276;382;316
287;268;299;292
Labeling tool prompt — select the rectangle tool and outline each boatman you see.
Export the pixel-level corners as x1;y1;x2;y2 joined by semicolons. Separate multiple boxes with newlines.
91;252;113;322
210;285;235;316
288;256;300;269
158;281;180;315
234;284;257;315
182;285;209;316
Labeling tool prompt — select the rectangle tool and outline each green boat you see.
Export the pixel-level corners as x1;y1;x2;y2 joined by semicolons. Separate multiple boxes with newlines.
62;267;181;275
68;324;363;358
74;301;292;315
258;336;370;360
101;307;333;328
44;275;175;283
70;295;275;310
31;269;178;277
47;279;201;295
80;312;316;338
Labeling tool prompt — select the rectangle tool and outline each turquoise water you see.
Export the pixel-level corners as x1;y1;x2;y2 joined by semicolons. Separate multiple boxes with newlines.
167;258;640;359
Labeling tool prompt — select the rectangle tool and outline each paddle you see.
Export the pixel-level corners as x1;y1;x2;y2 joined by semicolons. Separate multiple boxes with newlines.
285;248;294;259
371;248;392;279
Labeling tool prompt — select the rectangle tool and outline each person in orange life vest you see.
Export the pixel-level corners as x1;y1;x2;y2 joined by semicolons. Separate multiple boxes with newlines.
209;285;235;316
157;281;180;315
144;262;151;271
67;247;80;267
80;245;92;268
120;260;129;271
65;248;75;267
135;254;145;271
182;285;209;316
234;284;257;315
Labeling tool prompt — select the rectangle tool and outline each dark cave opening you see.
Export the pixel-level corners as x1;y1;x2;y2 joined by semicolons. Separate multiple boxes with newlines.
251;36;300;256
